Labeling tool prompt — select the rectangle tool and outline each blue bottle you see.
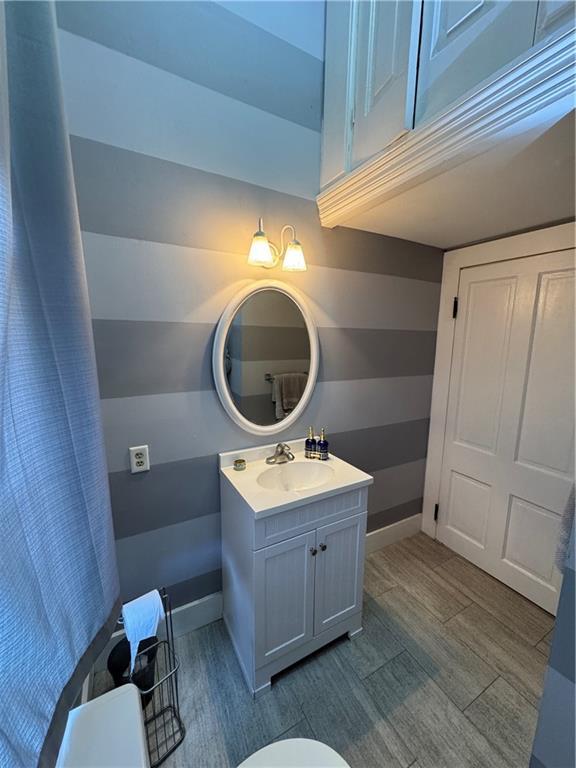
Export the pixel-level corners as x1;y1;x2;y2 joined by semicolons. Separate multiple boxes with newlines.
305;426;317;459
318;428;329;461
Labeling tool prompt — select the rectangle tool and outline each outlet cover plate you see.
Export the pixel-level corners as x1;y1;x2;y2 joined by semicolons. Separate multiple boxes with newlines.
129;445;150;473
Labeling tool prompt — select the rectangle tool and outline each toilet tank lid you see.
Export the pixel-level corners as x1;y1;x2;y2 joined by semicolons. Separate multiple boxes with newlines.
56;684;150;768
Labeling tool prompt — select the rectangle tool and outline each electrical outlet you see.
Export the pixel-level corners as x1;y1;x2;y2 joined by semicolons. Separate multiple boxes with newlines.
129;445;150;474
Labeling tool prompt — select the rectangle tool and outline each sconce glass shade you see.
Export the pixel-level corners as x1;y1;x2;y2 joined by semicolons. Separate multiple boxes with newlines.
247;231;275;267
282;240;307;271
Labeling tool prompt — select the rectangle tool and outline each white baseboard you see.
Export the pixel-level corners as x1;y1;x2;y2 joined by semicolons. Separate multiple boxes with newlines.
94;591;223;672
171;591;223;637
365;513;422;555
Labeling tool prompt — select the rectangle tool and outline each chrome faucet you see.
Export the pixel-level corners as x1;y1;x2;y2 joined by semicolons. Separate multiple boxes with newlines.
265;443;295;465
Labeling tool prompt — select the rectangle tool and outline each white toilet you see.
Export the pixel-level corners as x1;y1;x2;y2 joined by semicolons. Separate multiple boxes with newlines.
239;738;350;767
57;686;350;768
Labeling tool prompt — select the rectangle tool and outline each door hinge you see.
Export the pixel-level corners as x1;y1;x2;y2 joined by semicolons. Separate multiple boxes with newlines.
452;296;459;318
434;503;439;522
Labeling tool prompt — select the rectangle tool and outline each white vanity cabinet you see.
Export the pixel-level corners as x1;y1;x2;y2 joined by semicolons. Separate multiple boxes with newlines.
254;512;365;668
219;445;372;696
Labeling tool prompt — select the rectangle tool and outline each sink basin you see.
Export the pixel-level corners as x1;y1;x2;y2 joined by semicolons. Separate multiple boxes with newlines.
257;461;335;492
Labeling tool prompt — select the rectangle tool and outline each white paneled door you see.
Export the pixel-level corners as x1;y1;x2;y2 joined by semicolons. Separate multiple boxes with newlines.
438;249;575;613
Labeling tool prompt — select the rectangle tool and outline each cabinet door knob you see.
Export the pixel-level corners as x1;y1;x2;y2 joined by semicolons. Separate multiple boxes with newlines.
310;547;318;556
319;543;327;551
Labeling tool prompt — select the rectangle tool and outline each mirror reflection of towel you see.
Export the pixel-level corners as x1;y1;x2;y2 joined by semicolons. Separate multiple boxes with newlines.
272;373;308;421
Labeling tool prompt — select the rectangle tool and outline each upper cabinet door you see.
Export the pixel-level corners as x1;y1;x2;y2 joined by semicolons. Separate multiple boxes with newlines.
415;1;539;126
351;0;419;167
534;0;576;45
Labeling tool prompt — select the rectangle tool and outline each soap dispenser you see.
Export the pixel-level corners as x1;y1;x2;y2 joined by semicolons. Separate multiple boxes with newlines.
305;426;316;459
318;428;329;461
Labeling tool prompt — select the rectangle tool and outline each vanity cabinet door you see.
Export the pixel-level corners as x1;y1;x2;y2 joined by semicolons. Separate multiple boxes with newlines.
314;513;366;636
254;530;316;669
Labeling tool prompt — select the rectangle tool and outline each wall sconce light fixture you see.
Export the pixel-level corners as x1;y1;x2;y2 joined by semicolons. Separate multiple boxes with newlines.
247;218;307;272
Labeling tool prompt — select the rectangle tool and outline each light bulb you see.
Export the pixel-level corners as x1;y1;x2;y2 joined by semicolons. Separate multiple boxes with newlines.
247;233;275;267
282;240;307;271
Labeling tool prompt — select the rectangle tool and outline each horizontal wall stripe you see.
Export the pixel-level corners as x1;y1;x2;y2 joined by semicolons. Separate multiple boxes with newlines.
74;146;443;282
319;329;436;381
56;1;323;131
93;319;435;399
217;1;325;60
368;460;427;516
100;379;433;472
367;499;423;534
115;513;221;603
330;419;430;474
228;324;309;362
93;320;214;398
110;455;219;539
58;30;321;200
83;233;442;331
108;427;428;539
318;227;443;282
167;569;222;610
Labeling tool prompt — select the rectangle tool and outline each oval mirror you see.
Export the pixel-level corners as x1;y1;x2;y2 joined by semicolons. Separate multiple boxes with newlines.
212;281;319;435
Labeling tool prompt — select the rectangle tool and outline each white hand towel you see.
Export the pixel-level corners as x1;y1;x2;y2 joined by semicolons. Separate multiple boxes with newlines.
122;590;165;674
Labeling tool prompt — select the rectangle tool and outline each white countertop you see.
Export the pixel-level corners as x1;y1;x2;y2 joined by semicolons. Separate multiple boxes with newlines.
219;439;373;518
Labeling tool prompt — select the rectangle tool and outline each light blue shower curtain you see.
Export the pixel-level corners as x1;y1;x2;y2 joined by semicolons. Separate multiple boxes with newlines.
0;3;120;766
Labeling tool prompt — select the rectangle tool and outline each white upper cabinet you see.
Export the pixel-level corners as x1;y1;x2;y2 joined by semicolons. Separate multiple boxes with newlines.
318;0;575;236
320;0;419;186
351;0;418;167
415;1;538;126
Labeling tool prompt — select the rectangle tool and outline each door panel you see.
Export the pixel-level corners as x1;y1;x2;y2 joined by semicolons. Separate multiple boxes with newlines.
438;250;575;613
254;530;316;668
351;0;416;166
454;277;517;452
445;471;491;549
516;270;575;476
416;1;538;126
534;0;576;45
314;514;366;635
503;496;561;585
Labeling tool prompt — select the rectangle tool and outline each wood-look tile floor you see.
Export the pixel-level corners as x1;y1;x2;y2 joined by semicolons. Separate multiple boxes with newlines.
105;534;555;768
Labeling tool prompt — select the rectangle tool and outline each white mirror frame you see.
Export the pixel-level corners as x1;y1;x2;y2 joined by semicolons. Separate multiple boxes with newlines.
212;280;319;436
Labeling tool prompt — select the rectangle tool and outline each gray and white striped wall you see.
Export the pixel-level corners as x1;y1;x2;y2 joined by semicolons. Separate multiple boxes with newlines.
56;1;443;607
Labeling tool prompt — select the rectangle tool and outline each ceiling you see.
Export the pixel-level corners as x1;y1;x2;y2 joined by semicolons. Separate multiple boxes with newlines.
343;110;575;251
